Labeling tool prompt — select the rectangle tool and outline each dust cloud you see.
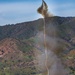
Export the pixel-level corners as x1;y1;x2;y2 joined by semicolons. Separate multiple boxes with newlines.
37;0;53;18
34;31;68;75
35;0;69;75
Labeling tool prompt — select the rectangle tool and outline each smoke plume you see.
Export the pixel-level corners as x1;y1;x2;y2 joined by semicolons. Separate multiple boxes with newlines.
37;0;53;17
35;0;69;75
34;31;69;75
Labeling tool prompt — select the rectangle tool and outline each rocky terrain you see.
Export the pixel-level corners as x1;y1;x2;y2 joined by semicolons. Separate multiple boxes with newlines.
0;16;75;75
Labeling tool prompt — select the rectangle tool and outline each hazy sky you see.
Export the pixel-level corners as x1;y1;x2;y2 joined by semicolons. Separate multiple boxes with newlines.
0;0;75;25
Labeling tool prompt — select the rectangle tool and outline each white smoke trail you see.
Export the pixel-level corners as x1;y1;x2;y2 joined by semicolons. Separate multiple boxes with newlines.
35;0;69;75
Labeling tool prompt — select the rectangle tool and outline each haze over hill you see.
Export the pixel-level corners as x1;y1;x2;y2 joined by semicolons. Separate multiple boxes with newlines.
0;16;75;75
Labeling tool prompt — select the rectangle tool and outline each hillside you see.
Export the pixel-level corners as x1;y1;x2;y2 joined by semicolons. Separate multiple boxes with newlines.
0;16;75;75
0;19;43;40
0;38;36;75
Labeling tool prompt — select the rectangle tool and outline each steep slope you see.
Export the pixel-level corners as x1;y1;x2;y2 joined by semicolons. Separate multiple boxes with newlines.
0;38;36;75
0;16;75;75
0;16;75;40
0;19;43;40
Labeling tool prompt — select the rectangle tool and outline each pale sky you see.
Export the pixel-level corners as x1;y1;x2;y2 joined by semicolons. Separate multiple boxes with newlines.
0;0;75;25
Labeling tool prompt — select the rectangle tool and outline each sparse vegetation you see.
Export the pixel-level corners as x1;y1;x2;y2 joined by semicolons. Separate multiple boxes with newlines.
0;17;75;75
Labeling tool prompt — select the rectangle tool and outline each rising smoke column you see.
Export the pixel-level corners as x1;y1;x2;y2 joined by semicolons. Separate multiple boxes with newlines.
36;0;69;75
37;0;52;75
